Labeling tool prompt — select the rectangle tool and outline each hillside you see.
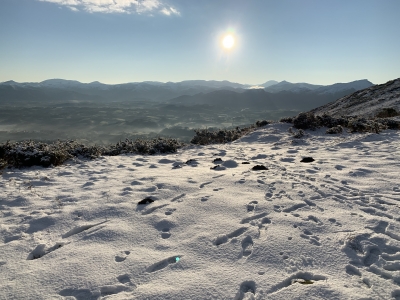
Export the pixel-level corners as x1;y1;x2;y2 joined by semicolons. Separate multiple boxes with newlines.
309;78;400;118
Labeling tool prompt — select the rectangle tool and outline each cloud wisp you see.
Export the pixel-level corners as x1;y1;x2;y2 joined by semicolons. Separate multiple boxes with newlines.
38;0;180;15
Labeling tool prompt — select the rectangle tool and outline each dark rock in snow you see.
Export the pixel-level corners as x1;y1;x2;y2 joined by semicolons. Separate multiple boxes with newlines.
138;197;154;205
213;158;223;163
301;157;315;163
185;159;197;165
242;162;250;164
252;165;268;171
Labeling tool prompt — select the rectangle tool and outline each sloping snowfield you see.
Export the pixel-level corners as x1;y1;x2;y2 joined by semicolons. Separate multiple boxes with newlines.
1;122;400;299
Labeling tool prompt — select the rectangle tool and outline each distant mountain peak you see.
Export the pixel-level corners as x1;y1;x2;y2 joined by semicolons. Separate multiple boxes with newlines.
1;80;17;84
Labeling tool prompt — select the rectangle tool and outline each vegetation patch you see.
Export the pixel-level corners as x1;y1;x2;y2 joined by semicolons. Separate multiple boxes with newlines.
0;137;185;170
191;119;274;145
375;107;399;118
281;111;400;134
326;125;343;134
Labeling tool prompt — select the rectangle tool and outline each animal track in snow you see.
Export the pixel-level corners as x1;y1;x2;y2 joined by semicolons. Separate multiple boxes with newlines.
146;255;182;273
298;228;321;246
117;274;134;286
199;182;212;189
59;288;94;299
345;264;362;277
161;228;171;239
100;284;132;296
343;233;400;286
165;208;176;216
141;204;169;215
241;236;254;257
328;218;342;226
266;271;327;294
201;196;210;202
240;212;268;224
27;242;68;260
246;201;258;212
171;193;185;202
307;215;322;225
214;227;248;246
282;203;307;213
62;220;108;238
233;280;256;300
115;251;130;262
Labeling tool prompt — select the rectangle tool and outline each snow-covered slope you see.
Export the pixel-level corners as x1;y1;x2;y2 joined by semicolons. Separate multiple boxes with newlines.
309;78;400;118
1;123;400;299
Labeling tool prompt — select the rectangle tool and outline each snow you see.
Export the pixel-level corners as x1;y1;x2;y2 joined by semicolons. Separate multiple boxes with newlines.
1;122;400;299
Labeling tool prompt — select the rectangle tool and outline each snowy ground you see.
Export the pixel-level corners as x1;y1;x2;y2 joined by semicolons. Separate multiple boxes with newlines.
1;122;400;300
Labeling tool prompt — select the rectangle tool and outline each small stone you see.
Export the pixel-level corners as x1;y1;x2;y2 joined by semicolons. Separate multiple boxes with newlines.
138;197;154;205
300;157;315;163
252;165;268;171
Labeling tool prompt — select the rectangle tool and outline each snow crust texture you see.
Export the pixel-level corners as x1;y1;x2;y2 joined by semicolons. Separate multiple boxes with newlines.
1;123;400;299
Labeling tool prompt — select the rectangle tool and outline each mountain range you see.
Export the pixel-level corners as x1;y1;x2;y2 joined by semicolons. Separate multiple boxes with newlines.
0;79;374;106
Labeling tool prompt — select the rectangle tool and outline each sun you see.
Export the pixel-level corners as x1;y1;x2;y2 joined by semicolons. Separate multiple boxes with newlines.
222;34;235;49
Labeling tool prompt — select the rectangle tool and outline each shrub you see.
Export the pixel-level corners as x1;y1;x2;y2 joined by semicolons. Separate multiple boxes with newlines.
316;113;348;128
326;125;343;134
190;125;257;145
375;118;400;129
347;118;385;133
288;127;305;138
279;116;294;123
0;140;74;169
256;120;270;127
104;137;185;156
292;112;319;130
375;108;400;118
0;137;185;170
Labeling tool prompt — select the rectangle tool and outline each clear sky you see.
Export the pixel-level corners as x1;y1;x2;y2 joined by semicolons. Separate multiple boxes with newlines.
1;0;399;85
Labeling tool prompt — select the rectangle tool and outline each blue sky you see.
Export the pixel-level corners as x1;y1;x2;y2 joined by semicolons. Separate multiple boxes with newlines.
1;0;399;85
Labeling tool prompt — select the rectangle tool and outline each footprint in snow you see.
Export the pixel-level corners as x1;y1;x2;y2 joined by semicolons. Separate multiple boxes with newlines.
27;242;68;260
117;274;136;287
201;196;210;202
246;201;258;212
161;228;171;239
210;165;226;171
241;236;254;257
165;208;176;216
233;281;256;300
115;251;130;262
146;255;182;273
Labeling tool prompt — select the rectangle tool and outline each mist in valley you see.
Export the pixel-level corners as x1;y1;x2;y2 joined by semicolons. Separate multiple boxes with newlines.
0;99;299;145
0;79;371;145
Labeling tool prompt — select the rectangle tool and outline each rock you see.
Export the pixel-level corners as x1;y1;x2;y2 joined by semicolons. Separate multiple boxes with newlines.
252;165;268;171
300;157;315;163
138;197;154;205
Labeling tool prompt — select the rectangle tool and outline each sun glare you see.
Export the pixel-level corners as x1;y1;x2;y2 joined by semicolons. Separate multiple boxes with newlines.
222;34;235;49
